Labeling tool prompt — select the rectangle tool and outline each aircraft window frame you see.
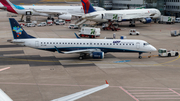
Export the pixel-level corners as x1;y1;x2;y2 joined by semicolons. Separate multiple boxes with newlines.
50;42;52;44
100;43;102;45
56;42;58;44
47;42;49;44
97;43;99;45
83;43;85;45
94;43;96;45
87;43;89;45
107;43;109;45
53;42;55;44
104;43;105;45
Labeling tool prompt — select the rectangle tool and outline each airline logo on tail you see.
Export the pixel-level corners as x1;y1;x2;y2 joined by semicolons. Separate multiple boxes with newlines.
81;0;96;14
13;26;23;37
0;0;24;14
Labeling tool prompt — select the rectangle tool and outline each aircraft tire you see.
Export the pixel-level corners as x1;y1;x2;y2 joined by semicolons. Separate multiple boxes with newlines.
139;56;142;59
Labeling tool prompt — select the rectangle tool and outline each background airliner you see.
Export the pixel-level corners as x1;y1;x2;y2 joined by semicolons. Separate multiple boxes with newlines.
9;18;156;59
0;0;105;21
77;0;161;27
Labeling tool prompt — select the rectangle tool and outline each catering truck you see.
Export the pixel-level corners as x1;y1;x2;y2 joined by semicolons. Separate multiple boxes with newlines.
79;27;100;38
158;16;175;24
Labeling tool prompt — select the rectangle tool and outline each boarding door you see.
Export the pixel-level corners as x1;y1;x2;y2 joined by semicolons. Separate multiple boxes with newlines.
136;42;140;49
35;41;39;48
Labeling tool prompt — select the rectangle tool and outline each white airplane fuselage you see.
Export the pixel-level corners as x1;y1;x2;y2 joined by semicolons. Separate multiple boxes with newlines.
12;38;157;53
83;9;161;23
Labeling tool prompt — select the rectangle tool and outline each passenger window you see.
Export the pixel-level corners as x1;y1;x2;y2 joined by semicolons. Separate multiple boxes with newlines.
94;43;96;45
97;43;99;45
83;43;85;45
100;43;102;45
50;42;52;44
62;43;64;44
53;42;55;44
104;43;105;45
77;43;79;45
56;42;58;44
47;42;49;44
107;43;108;45
87;43;88;45
68;43;70;44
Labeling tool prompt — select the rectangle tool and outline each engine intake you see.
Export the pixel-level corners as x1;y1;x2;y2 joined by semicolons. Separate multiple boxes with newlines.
141;18;152;24
91;52;104;59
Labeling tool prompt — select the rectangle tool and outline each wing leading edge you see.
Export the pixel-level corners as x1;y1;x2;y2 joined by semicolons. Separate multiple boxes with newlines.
51;81;109;101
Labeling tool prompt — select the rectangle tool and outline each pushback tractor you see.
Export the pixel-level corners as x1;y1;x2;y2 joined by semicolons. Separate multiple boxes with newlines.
158;48;179;57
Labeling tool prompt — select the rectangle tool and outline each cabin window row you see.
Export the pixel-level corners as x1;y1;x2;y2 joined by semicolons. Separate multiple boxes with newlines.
41;42;135;46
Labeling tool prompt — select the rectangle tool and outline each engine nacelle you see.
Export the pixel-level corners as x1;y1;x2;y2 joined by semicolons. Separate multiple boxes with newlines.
91;52;104;59
58;14;72;20
141;18;152;24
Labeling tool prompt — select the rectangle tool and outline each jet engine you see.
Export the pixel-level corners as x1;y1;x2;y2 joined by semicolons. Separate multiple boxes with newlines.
58;14;72;20
141;18;152;24
90;52;104;59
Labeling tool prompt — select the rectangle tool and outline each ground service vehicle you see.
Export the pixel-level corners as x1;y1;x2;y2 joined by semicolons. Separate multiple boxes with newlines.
68;24;78;29
79;27;100;38
158;48;179;57
26;23;36;27
158;16;175;24
175;18;180;23
37;22;47;27
171;30;180;37
46;20;53;26
129;29;140;35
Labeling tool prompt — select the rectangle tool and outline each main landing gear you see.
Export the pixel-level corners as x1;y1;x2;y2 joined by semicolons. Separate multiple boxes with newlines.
129;20;135;27
79;53;87;60
47;17;54;21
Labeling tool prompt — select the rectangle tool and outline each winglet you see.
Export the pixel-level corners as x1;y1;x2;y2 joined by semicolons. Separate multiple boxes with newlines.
74;33;81;39
105;80;108;84
54;46;63;53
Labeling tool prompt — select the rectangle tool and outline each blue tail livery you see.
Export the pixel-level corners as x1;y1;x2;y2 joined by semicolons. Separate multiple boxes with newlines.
81;0;96;14
9;18;35;39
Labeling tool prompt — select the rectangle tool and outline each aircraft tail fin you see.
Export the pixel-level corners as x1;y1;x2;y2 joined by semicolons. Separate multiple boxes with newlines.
0;0;24;14
81;0;96;14
9;18;35;39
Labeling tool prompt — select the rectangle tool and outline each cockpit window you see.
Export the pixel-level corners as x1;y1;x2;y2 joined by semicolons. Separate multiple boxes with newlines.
144;43;150;46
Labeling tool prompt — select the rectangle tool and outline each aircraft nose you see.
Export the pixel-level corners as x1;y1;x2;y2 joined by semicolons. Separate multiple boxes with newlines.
151;45;157;51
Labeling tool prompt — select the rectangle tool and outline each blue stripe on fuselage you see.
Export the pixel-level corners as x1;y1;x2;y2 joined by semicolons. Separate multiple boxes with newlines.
13;4;24;10
37;47;148;53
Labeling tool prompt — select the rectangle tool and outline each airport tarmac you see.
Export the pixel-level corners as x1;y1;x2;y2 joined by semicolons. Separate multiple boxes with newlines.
0;11;180;101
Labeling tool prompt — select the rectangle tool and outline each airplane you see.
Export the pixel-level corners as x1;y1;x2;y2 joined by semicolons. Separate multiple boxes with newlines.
0;0;105;21
0;81;109;101
9;18;156;59
77;0;161;27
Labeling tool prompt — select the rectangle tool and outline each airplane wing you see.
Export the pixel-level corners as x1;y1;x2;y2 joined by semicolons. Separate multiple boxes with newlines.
32;9;82;17
51;81;109;101
54;47;101;54
32;9;66;15
0;89;13;101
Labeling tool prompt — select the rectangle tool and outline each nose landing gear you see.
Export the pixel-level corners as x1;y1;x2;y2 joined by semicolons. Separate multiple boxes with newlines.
138;52;142;59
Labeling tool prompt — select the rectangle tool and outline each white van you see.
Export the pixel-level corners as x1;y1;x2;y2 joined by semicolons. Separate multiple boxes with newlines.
79;27;101;38
37;22;47;27
175;18;180;23
26;23;36;27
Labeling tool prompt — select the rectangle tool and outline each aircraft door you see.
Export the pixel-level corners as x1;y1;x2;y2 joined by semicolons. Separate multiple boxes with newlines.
136;42;140;49
35;41;39;47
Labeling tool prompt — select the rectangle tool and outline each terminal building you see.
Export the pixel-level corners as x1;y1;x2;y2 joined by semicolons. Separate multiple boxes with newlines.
90;0;180;17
